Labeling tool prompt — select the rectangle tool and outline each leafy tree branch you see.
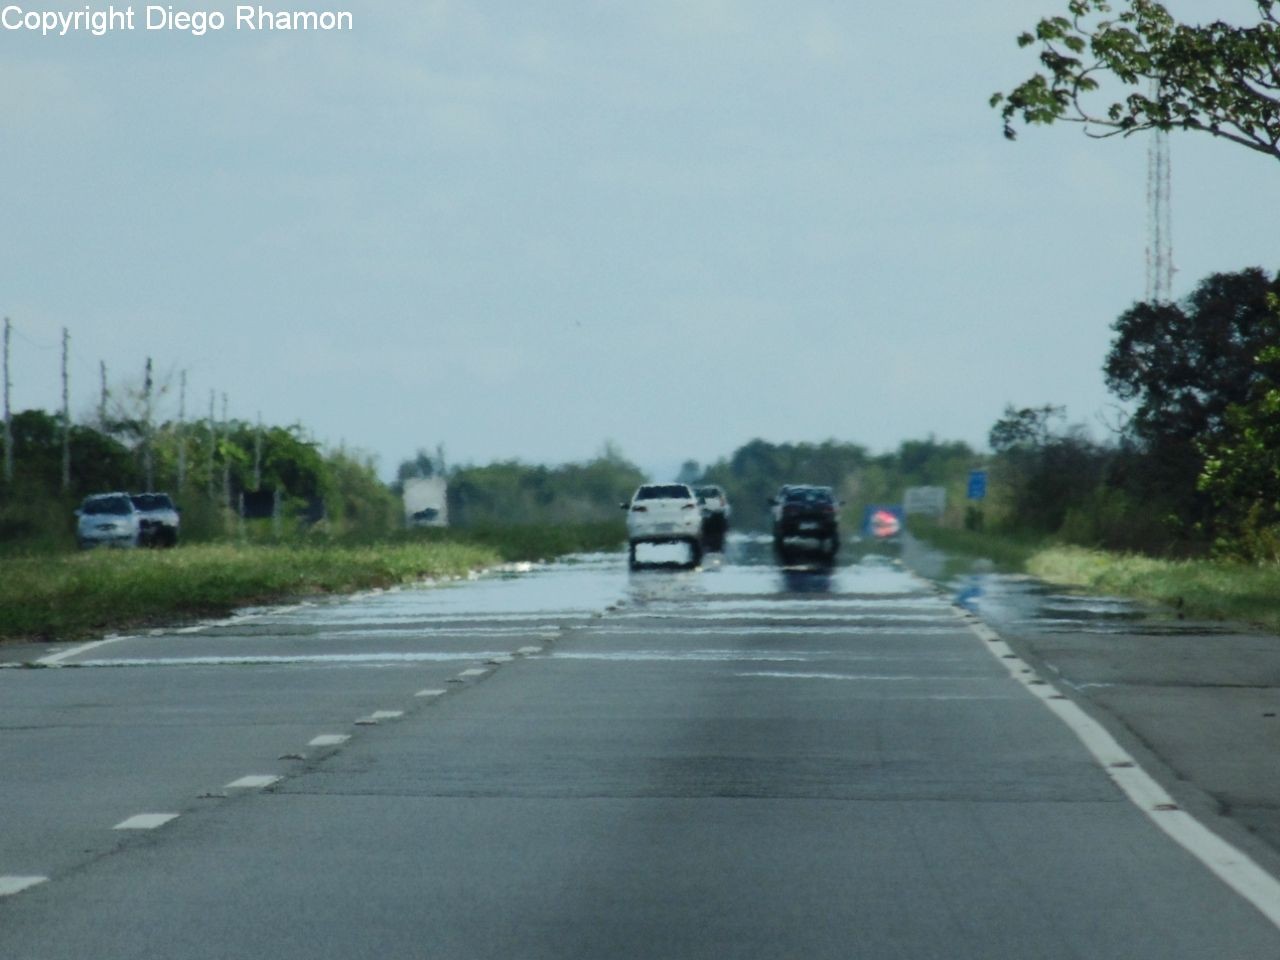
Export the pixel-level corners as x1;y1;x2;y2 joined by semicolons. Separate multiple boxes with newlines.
992;0;1280;161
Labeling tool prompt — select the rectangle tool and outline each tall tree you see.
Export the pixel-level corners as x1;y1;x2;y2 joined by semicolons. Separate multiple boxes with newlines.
1196;295;1280;559
1104;268;1280;536
1105;269;1280;445
993;1;1280;162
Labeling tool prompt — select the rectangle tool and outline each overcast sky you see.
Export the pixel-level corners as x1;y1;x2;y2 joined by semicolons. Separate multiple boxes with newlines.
3;0;1277;480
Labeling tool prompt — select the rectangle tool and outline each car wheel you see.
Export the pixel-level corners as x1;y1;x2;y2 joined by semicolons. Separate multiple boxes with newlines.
687;537;702;569
628;541;639;570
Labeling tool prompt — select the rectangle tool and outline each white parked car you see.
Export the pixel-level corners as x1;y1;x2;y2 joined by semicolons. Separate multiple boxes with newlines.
130;492;180;547
622;483;703;569
75;492;142;549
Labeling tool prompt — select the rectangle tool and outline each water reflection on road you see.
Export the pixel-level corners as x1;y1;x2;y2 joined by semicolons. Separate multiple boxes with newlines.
898;534;1234;638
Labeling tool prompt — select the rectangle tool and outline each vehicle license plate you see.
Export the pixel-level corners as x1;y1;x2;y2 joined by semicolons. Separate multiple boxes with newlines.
656;523;675;533
799;522;818;531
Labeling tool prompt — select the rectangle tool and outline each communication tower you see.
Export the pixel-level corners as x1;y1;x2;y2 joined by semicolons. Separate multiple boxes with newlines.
1145;83;1174;304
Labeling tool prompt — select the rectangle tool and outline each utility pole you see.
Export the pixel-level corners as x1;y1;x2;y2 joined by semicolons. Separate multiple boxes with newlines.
61;328;70;494
221;392;230;509
207;389;216;500
3;317;12;486
99;361;108;430
143;357;154;492
253;412;262;490
177;370;187;492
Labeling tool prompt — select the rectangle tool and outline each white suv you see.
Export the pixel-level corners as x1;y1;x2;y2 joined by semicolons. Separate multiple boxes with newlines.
622;483;703;569
75;492;142;549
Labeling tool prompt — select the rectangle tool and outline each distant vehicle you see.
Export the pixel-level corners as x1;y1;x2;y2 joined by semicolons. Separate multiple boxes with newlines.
622;483;703;569
403;477;448;528
769;484;840;563
75;492;142;549
696;484;731;552
130;492;180;547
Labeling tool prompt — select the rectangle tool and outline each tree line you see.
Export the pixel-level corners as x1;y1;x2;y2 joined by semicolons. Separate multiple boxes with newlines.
0;409;398;546
987;268;1280;560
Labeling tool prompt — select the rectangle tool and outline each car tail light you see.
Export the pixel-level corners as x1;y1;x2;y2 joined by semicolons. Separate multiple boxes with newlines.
631;505;647;512
682;503;696;510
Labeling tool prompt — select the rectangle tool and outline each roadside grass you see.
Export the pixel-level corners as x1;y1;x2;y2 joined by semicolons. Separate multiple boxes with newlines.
1027;546;1280;633
910;522;1280;634
0;541;501;643
0;522;627;645
906;519;1042;572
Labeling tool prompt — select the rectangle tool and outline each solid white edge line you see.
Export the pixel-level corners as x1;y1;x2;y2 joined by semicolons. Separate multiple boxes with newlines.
957;606;1280;930
113;813;179;830
0;876;48;897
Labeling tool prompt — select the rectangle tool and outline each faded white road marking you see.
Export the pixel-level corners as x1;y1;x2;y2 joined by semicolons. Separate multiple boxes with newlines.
517;646;543;655
0;876;47;897
457;668;489;678
309;734;350;747
415;688;447;698
72;651;509;668
355;710;404;725
36;636;127;666
114;813;179;830
225;775;280;789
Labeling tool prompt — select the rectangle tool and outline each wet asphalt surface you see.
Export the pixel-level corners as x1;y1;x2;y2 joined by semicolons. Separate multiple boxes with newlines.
3;537;1280;957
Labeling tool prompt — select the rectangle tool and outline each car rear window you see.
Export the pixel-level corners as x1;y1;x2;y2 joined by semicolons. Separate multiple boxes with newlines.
131;494;174;510
637;484;693;500
785;487;833;504
83;496;133;515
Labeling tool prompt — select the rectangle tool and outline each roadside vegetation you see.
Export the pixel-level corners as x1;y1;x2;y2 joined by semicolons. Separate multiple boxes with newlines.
0;520;626;645
0;540;498;644
8;261;1280;640
1026;547;1280;631
910;521;1280;634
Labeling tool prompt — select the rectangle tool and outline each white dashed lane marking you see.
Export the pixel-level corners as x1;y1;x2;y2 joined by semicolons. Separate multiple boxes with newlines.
0;876;48;897
457;668;489;678
225;775;280;789
415;688;447;698
113;813;179;830
308;735;350;747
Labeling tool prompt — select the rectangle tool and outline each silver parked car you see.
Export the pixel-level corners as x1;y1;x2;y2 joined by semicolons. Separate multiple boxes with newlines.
75;492;142;549
130;492;180;547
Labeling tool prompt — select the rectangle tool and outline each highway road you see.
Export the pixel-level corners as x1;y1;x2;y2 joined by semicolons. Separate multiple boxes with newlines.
3;540;1280;958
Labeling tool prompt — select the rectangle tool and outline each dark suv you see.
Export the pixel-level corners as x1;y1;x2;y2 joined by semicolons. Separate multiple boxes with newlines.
770;484;840;563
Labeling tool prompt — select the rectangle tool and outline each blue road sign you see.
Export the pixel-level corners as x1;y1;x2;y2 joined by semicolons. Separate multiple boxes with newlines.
967;470;988;501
